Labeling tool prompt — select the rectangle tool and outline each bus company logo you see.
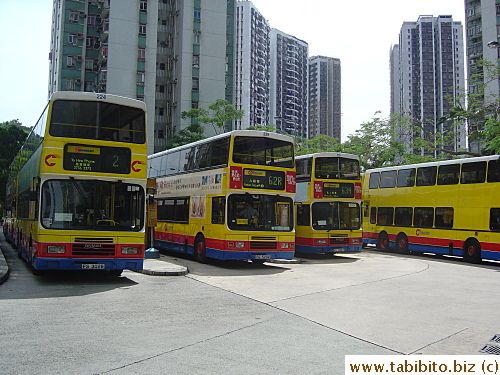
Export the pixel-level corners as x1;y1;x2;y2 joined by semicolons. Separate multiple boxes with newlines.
84;243;102;249
44;154;60;166
416;229;430;236
245;170;265;177
131;160;145;172
69;146;100;154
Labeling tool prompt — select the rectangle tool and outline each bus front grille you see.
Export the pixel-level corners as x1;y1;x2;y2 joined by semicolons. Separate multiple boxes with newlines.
250;241;277;250
72;243;116;256
329;237;349;245
251;236;277;241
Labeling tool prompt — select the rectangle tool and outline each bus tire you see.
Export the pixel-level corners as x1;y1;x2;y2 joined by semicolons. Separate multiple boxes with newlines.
194;234;207;263
396;233;409;254
377;232;390;252
463;239;481;264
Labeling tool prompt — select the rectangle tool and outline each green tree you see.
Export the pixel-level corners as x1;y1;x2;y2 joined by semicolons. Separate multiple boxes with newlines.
295;134;342;156
0;120;29;208
341;113;405;169
166;123;204;149
181;99;244;135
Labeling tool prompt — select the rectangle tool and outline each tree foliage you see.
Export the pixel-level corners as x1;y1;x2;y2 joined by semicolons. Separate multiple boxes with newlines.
180;99;244;136
0;120;29;208
166;123;204;149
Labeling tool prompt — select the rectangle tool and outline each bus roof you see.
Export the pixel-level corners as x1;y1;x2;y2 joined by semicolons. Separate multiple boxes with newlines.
365;155;500;174
149;130;294;159
49;91;147;111
296;152;360;161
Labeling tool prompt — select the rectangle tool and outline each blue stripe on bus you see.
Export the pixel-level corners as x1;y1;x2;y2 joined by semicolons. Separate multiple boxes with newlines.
32;257;143;271
154;239;294;261
295;244;362;254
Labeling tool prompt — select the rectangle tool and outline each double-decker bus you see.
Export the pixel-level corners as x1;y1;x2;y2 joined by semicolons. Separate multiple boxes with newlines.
295;153;363;255
362;155;500;263
148;130;296;263
4;92;147;275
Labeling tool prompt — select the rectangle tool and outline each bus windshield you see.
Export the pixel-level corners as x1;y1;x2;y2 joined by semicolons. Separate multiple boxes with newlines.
49;100;145;143
41;180;144;231
315;157;360;180
228;194;293;231
311;202;360;230
232;136;294;168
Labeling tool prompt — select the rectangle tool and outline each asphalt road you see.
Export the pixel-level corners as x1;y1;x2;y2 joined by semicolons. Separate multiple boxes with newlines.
1;233;499;374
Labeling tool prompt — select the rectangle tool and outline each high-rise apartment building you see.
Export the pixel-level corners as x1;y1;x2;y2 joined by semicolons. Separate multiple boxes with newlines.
308;56;341;140
270;29;309;138
48;0;234;153
234;1;270;129
465;0;500;154
391;15;466;157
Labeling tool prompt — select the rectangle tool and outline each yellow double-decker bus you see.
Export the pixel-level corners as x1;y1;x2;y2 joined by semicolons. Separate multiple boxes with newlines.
362;155;500;263
4;92;147;275
148;130;296;263
295;153;363;255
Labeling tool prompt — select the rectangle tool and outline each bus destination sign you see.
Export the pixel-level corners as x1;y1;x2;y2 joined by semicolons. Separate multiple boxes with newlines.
63;144;131;174
323;182;354;198
243;169;285;190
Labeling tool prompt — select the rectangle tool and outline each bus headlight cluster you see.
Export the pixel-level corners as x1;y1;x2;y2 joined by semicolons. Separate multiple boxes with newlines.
280;243;289;249
315;239;327;245
235;242;245;248
47;245;66;254
122;246;139;254
352;238;361;245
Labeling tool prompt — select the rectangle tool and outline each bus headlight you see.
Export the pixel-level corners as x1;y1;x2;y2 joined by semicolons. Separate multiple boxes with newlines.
352;238;361;244
122;246;139;255
280;242;289;249
235;242;245;248
47;245;66;254
315;239;327;245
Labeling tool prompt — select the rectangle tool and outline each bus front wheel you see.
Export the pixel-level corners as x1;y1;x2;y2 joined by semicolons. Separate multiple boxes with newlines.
396;233;409;254
194;234;207;263
377;232;390;252
463;239;481;264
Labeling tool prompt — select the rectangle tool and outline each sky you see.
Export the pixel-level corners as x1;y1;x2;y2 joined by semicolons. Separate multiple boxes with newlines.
0;0;466;141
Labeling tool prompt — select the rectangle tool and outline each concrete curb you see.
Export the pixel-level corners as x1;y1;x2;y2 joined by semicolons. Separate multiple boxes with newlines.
0;246;10;284
140;256;189;276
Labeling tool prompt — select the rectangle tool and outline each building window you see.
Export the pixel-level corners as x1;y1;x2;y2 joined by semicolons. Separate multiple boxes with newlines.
87;15;97;27
66;79;79;91
139;24;147;36
159;63;166;70
67;56;75;67
68;34;77;45
192;54;200;67
158;130;165;139
85;59;94;70
137;71;145;85
138;47;146;60
140;0;148;12
192;78;199;91
194;8;201;22
192;101;199;109
193;30;200;44
69;11;79;23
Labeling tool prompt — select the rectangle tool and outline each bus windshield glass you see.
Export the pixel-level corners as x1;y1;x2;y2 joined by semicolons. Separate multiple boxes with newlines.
311;202;360;230
49;100;145;143
41;180;144;231
315;157;360;180
228;194;293;231
232;136;294;168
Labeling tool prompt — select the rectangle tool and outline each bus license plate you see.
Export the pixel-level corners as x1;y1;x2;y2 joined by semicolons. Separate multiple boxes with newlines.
82;264;105;269
254;255;271;259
